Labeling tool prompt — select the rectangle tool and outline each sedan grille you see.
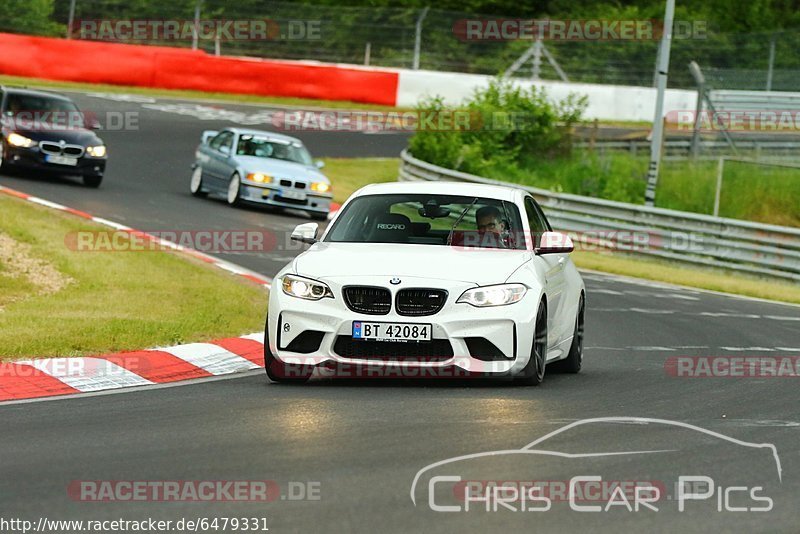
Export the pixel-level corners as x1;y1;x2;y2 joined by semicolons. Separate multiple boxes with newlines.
39;141;85;157
396;289;448;316
333;336;453;361
343;286;391;315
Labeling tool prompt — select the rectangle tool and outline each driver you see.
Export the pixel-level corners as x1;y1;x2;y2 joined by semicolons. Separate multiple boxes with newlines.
475;206;506;235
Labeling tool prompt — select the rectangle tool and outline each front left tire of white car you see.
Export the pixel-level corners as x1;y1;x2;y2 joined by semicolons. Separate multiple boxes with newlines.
515;300;547;386
264;317;313;384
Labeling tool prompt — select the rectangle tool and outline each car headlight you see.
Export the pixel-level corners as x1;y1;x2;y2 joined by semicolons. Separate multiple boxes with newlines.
310;182;331;193
282;274;333;300
457;283;527;307
86;145;106;157
246;172;272;183
7;132;35;148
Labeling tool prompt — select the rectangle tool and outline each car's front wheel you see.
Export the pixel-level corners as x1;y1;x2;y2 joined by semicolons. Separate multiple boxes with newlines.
82;174;103;188
226;172;243;206
190;166;207;197
264;318;313;384
516;300;547;386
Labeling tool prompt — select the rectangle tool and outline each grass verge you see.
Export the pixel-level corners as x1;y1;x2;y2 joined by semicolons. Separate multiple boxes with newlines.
0;74;402;111
321;157;400;205
0;194;266;360
325;157;800;304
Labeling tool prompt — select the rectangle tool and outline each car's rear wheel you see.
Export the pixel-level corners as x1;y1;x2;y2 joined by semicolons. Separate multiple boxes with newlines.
190;166;207;197
264;317;313;384
227;172;242;206
551;294;584;374
516;300;547;386
82;174;103;188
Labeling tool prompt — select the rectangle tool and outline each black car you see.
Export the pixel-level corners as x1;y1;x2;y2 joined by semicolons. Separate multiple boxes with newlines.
0;87;107;187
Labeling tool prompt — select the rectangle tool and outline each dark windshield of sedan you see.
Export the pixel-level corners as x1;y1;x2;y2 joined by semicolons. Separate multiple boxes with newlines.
325;193;526;249
236;135;312;165
3;94;83;125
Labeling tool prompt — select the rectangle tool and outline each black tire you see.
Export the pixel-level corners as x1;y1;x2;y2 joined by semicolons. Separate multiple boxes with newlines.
516;300;547;386
551;294;585;374
83;174;103;188
264;317;313;384
226;172;243;206
190;165;208;198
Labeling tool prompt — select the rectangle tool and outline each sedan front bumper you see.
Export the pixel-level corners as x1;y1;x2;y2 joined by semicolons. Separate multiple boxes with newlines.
240;183;331;214
268;275;541;377
5;145;106;177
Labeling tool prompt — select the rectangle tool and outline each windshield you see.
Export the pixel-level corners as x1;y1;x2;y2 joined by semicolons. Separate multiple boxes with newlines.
4;94;80;115
325;193;525;249
235;135;312;165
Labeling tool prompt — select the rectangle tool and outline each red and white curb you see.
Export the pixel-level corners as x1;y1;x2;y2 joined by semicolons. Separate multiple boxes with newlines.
0;185;342;402
0;333;266;402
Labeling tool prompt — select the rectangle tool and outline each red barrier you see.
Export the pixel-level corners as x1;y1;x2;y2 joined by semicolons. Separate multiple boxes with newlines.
0;33;399;106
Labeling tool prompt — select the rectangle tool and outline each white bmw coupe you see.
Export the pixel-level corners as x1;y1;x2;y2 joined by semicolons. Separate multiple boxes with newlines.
265;181;585;385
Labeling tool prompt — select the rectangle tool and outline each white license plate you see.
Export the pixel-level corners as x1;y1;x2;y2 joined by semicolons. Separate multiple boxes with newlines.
280;189;307;201
352;321;432;342
45;154;78;166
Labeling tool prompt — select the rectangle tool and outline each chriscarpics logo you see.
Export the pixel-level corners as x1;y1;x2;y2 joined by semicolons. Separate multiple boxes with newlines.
411;417;782;515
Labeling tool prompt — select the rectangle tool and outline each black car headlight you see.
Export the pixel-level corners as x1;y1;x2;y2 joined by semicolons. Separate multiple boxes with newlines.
282;274;333;300
7;132;35;148
86;145;107;157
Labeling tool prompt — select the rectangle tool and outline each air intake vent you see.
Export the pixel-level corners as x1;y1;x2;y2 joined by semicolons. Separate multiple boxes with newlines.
343;286;391;315
333;336;453;361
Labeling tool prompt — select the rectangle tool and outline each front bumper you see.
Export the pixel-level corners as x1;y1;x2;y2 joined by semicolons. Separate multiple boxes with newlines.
239;182;331;214
5;145;106;177
268;275;540;376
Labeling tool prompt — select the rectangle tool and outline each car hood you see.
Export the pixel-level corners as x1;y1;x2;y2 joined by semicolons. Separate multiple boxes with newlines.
293;242;532;286
233;156;327;182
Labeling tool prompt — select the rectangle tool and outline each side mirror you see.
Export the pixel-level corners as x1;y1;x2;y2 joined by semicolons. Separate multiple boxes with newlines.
89;120;102;130
535;231;574;255
291;222;319;245
219;145;231;156
314;160;325;169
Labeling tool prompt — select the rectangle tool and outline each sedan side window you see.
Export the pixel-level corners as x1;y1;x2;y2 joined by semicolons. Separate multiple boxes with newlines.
524;197;549;249
209;131;234;154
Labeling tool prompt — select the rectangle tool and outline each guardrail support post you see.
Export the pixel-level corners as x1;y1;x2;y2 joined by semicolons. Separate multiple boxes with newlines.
713;157;725;217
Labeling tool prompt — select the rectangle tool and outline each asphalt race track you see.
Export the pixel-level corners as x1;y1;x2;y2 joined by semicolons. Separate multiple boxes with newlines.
1;91;799;533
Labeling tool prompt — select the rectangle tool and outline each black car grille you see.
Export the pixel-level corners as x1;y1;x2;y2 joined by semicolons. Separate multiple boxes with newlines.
396;289;447;316
278;179;306;189
39;141;85;157
343;286;391;315
333;336;453;361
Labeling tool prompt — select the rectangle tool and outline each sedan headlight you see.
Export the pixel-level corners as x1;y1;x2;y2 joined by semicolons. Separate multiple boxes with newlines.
7;132;35;148
310;182;331;193
282;274;333;300
457;283;527;307
86;145;106;157
246;172;272;183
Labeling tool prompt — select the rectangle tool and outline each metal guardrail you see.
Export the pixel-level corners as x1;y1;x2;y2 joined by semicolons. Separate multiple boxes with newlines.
709;90;800;112
399;150;800;282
